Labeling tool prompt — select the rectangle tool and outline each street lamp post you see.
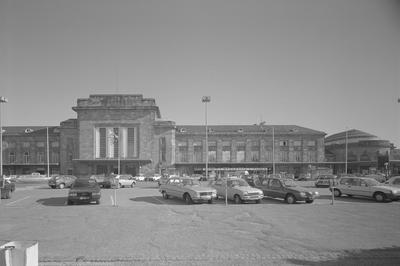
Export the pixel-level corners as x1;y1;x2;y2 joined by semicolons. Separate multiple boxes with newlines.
272;127;275;175
202;96;211;180
345;129;348;174
0;96;8;179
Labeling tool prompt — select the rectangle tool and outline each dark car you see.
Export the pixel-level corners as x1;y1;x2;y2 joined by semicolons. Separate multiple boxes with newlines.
48;175;77;189
67;178;101;205
253;177;319;204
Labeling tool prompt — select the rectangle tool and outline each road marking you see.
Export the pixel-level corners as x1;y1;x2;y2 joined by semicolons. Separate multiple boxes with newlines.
6;196;30;206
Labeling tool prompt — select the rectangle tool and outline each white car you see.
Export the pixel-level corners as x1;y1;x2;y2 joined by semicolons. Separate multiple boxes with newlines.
115;175;136;188
210;178;264;204
331;176;400;202
385;176;400;187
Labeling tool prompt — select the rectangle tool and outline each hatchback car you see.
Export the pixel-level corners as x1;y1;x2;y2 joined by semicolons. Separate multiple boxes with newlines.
48;175;77;189
331;176;400;202
210;178;264;204
115;174;136;188
254;177;319;204
67;178;101;205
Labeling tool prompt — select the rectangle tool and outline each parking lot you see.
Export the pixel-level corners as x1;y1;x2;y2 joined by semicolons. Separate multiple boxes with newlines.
1;181;400;265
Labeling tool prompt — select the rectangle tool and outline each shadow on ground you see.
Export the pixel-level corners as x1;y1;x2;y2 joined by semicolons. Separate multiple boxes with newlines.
130;196;186;205
287;247;400;266
36;197;67;206
318;195;393;203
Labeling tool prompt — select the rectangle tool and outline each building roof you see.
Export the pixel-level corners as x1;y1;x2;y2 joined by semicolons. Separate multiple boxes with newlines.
325;129;377;143
175;124;326;135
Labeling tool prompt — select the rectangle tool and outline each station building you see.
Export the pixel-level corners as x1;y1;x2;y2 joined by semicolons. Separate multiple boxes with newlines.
0;94;395;177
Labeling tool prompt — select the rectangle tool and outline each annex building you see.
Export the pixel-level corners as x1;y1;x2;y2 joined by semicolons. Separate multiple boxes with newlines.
0;94;394;178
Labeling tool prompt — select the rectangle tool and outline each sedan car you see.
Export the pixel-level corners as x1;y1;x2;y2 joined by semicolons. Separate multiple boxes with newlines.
331;176;400;202
385;176;400;187
253;177;319;204
115;174;136;188
210;178;264;204
48;175;77;189
67;178;101;205
159;177;217;204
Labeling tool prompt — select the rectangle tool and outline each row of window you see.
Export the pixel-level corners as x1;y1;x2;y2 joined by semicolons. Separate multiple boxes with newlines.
178;140;316;148
176;149;317;163
2;141;60;149
6;151;59;164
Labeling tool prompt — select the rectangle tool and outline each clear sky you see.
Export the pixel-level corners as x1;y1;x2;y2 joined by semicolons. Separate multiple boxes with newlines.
1;0;399;146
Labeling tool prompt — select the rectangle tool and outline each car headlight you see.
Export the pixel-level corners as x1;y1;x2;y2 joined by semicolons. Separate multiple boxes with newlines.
69;192;77;196
314;191;319;195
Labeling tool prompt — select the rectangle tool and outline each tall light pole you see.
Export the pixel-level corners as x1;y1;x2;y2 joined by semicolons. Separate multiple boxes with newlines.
345;129;348;174
202;96;211;180
272;127;275;175
0;96;8;179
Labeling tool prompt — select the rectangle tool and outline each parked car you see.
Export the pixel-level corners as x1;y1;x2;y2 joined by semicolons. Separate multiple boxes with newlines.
115;174;136;188
159;177;217;204
210;178;264;204
90;175;118;188
330;176;400;202
48;175;77;189
314;175;337;188
363;174;387;183
135;175;146;181
67;178;101;205
385;176;400;187
253;177;319;204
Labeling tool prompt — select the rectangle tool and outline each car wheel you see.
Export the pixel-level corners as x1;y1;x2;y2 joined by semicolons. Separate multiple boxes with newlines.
305;199;314;204
255;199;261;204
184;193;193;204
59;183;65;189
162;191;169;199
285;194;296;204
333;189;342;197
374;192;386;202
234;194;242;204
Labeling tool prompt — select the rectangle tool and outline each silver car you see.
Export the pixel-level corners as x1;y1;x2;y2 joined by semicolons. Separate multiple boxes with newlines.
159;177;217;204
210;178;264;204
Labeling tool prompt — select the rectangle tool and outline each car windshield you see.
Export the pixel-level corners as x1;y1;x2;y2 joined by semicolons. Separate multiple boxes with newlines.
282;179;297;187
182;179;200;186
73;180;96;188
364;178;380;186
229;179;249;187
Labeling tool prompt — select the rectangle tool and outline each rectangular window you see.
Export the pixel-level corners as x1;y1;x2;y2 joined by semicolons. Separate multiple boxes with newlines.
264;150;272;162
236;142;245;162
160;137;167;162
293;140;302;146
36;142;45;148
193;141;202;162
23;142;30;148
24;152;30;164
52;152;59;163
208;141;217;162
294;151;302;162
251;140;259;162
279;140;288;147
38;152;45;163
9;152;16;164
279;151;289;162
99;128;106;158
222;141;231;162
96;127;137;159
308;140;316;146
127;127;138;158
177;142;188;162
